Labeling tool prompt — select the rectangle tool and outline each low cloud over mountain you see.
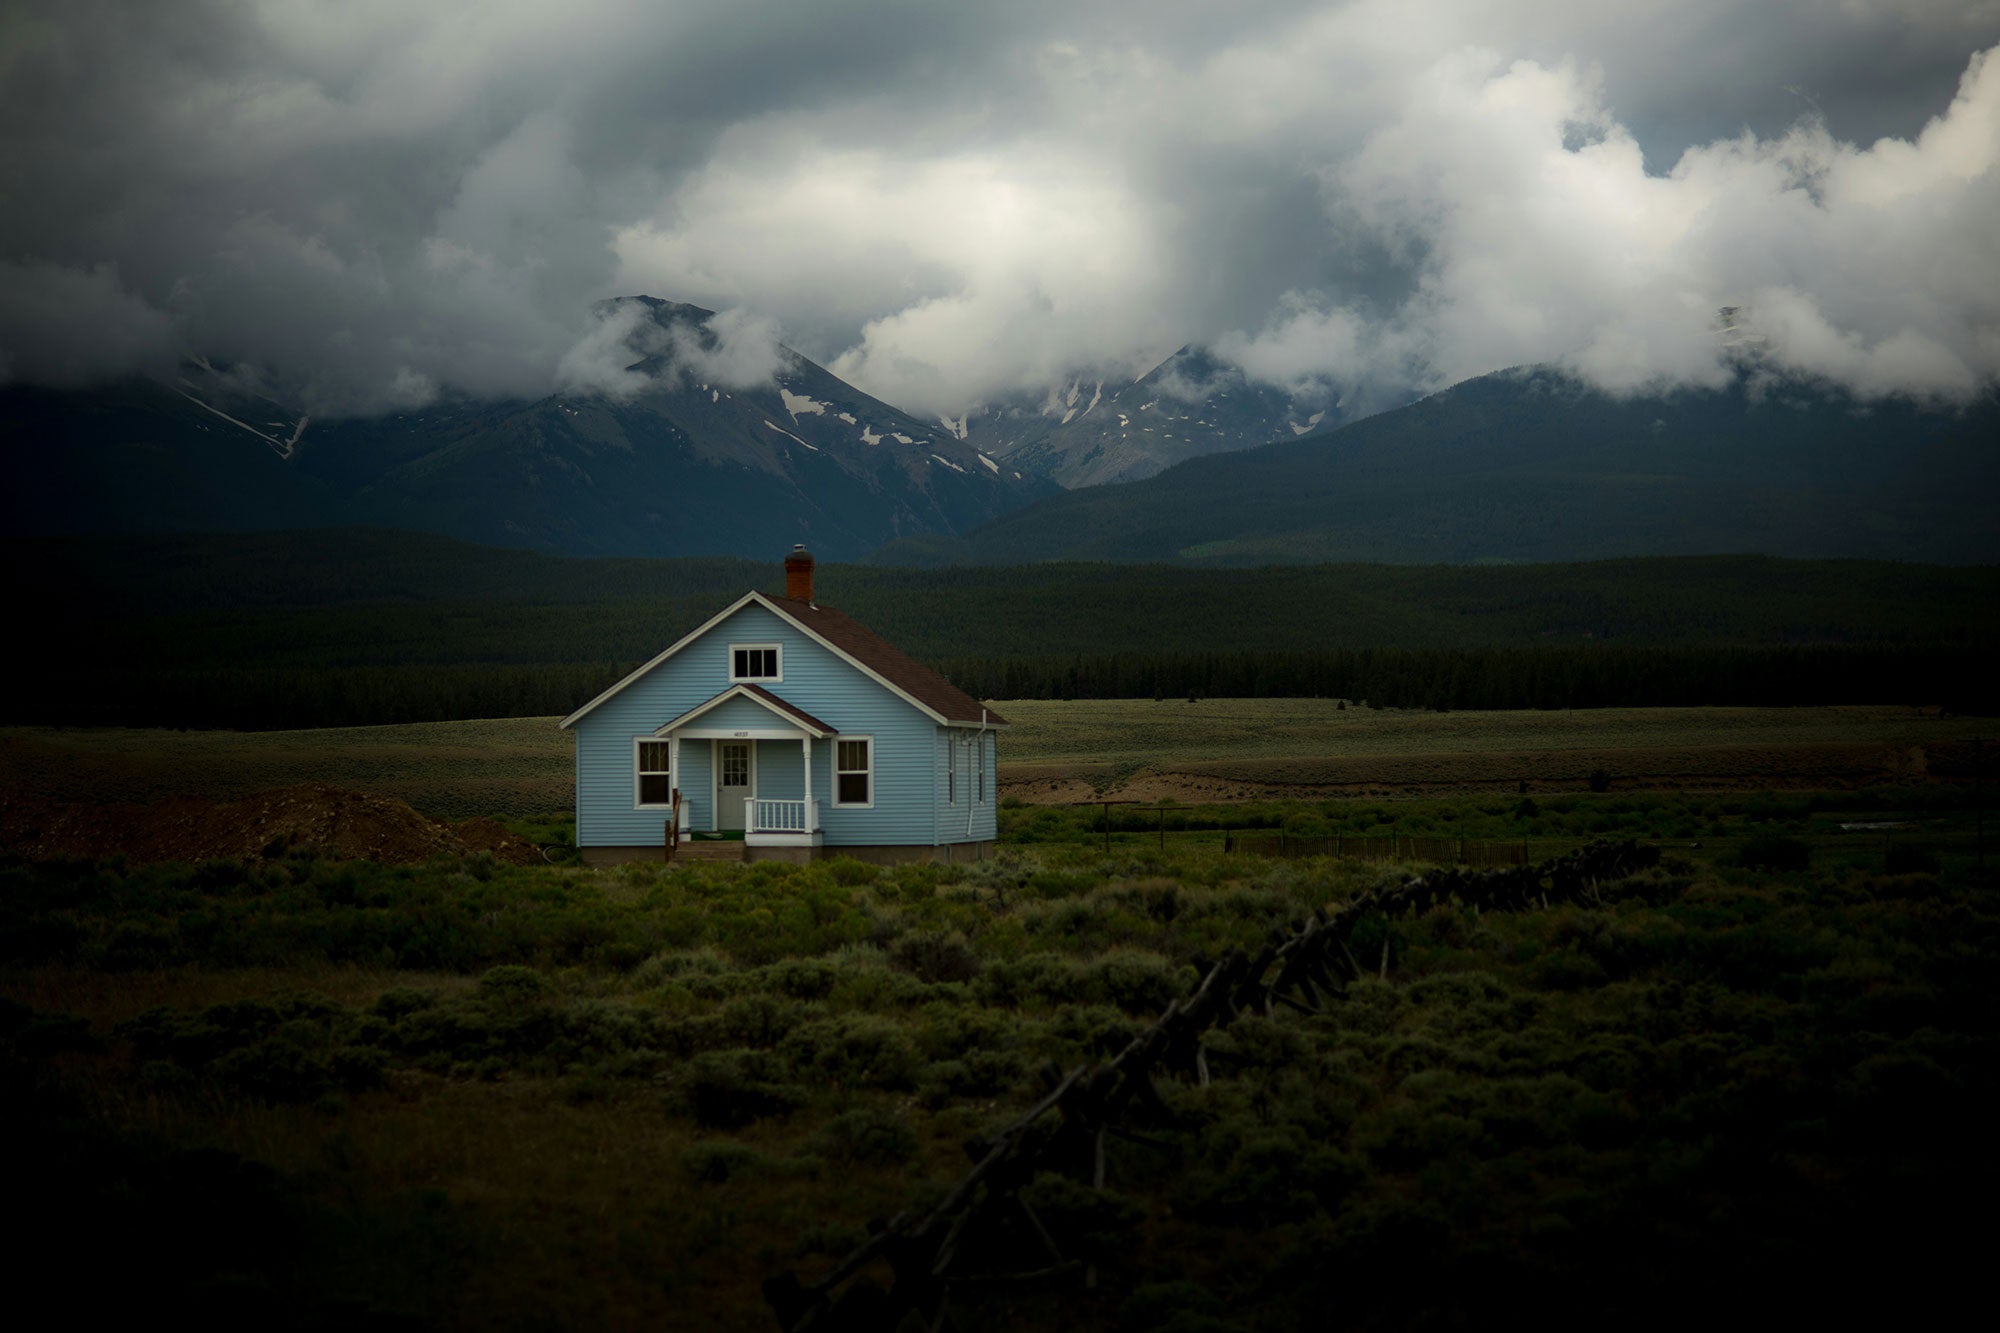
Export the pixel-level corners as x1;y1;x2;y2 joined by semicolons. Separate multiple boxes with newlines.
3;2;1995;420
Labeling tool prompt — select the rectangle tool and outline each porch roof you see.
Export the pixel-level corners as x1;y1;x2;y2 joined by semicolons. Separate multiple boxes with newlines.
652;683;838;739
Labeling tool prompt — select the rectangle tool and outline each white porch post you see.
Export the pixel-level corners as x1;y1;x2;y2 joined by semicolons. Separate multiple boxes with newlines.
802;733;815;832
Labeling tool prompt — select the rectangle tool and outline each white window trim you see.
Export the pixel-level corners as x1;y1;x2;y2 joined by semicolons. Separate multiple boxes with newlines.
728;642;783;683
633;736;675;810
832;734;875;809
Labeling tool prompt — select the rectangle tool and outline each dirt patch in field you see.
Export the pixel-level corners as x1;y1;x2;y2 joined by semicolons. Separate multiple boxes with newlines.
1000;740;1973;804
0;783;541;865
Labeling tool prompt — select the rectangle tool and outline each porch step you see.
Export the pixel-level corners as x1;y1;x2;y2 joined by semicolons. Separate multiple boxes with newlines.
672;840;746;864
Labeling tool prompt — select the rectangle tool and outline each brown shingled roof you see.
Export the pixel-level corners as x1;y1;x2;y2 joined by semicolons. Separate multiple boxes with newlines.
767;597;1008;726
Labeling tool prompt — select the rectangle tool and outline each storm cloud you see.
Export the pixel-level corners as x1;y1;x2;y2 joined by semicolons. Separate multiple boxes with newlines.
2;1;1995;417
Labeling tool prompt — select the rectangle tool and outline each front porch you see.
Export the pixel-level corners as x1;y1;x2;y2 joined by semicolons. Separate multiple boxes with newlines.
743;797;821;849
654;683;837;855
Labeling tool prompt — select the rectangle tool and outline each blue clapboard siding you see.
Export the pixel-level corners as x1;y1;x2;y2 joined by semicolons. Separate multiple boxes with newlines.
754;739;805;802
571;598;980;849
677;741;713;833
932;725;999;844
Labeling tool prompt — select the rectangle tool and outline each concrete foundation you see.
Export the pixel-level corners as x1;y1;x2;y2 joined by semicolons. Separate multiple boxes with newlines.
580;841;995;868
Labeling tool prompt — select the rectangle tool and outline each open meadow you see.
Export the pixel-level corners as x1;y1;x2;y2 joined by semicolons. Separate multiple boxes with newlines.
4;702;1994;1328
1;702;1983;820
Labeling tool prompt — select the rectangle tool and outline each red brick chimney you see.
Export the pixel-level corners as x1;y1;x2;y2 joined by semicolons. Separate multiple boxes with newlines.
784;544;815;603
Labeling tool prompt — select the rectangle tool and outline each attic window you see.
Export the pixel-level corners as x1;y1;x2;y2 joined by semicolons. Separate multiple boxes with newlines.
731;644;781;682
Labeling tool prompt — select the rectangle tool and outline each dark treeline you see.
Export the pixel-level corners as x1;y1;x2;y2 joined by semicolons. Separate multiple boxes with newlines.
7;528;1994;728
21;663;635;731
11;529;1998;655
938;643;1991;713
12;643;1988;731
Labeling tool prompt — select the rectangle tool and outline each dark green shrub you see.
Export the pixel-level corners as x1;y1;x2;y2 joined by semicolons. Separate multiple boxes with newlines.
824;857;877;887
1178;1127;1365;1225
811;1106;918;1166
781;1015;921;1091
685;992;804;1051
93;919;181;970
679;1049;806;1128
0;1002;100;1056
1357;1107;1483;1169
681;1140;770;1182
917;1048;1025;1105
978;952;1085;1008
1087;951;1191;1014
1527;948;1609;991
1121;1282;1227;1332
370;988;438;1021
1737;835;1811;871
888;931;981;985
751;958;838;1000
1020;1173;1145;1259
476;965;554;1007
1883;843;1940;875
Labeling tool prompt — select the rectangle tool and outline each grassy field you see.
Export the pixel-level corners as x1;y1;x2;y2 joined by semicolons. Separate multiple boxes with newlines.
5;701;1993;1327
996;699;1981;761
0;717;572;820
6;834;1992;1328
2;703;1983;820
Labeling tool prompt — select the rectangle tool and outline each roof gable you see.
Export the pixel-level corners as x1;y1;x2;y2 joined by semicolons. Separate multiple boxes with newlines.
559;590;1007;730
652;684;836;737
760;596;1007;727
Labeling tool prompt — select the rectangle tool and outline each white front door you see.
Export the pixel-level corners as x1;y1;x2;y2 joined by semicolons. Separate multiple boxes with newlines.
715;741;753;830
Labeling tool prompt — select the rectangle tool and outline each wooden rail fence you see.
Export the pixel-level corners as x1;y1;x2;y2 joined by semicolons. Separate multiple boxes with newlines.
762;838;1660;1331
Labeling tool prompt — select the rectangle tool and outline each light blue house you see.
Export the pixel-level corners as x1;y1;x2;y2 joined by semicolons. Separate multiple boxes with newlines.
560;547;1005;865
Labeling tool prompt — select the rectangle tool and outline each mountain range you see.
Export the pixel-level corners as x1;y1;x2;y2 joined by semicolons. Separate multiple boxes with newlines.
887;366;2000;566
1;299;1053;561
3;296;1995;567
952;344;1361;488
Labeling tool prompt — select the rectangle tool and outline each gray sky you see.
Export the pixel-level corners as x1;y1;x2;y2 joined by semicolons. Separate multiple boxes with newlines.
2;0;1996;417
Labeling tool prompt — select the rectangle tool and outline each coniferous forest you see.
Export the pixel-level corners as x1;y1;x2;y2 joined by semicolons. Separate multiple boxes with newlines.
6;529;1993;728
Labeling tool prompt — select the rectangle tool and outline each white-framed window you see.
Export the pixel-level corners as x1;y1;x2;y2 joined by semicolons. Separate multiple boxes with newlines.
834;736;873;808
730;644;782;682
634;738;673;808
946;737;957;805
975;734;985;803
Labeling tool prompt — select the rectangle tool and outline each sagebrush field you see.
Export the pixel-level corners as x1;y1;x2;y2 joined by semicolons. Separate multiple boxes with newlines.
4;704;1993;1328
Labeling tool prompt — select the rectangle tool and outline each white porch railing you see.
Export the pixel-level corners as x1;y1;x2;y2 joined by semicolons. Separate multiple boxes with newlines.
747;798;818;835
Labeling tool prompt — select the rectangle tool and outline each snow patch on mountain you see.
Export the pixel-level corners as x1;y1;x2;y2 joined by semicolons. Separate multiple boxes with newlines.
779;388;827;420
764;420;818;450
172;384;307;459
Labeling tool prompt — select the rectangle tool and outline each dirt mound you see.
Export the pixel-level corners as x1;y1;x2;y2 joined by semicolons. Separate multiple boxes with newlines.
0;784;541;865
